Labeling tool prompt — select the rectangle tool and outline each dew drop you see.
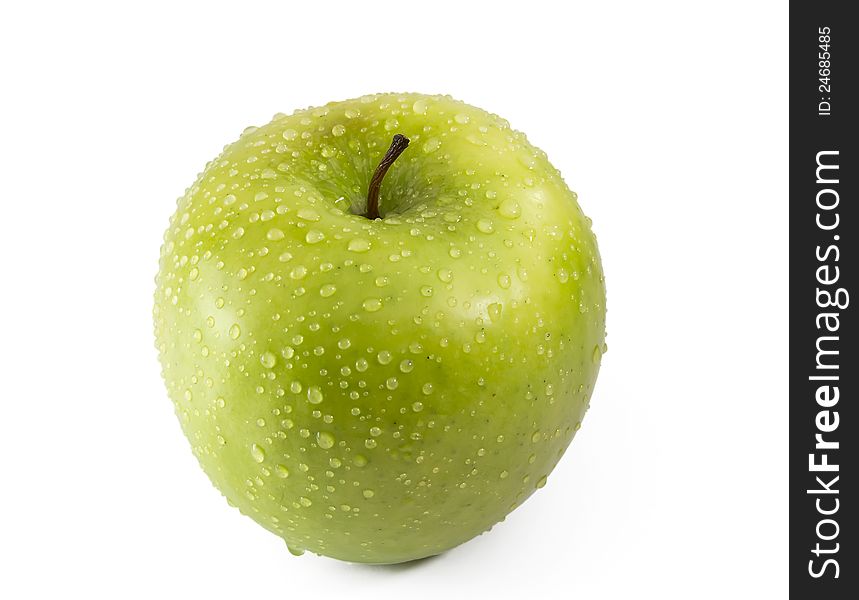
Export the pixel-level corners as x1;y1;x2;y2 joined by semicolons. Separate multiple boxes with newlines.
498;198;521;219
348;238;371;253
251;443;266;463
412;98;428;115
229;324;241;339
307;386;324;404
267;228;285;241
362;489;375;499
260;351;277;368
476;218;495;234
536;475;548;489
362;298;382;312
319;283;337;297
275;464;290;478
305;230;325;244
399;359;414;373
297;207;320;222
316;431;335;449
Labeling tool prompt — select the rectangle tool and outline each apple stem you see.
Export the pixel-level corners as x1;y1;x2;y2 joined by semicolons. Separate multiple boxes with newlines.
365;134;410;220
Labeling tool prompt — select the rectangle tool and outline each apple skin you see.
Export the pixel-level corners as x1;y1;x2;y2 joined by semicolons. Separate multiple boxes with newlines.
154;93;606;564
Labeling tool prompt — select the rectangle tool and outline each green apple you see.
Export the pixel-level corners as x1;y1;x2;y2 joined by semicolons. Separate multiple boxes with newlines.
154;93;606;564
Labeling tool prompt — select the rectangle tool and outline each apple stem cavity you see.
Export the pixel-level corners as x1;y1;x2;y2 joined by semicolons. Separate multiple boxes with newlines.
365;134;410;220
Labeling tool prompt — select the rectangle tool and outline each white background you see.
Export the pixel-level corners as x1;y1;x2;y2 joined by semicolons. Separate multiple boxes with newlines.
0;1;788;598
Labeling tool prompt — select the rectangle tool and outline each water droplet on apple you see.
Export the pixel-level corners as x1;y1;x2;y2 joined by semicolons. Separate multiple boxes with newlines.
319;284;337;297
362;489;375;499
536;475;548;489
420;285;433;297
229;324;241;339
275;464;290;478
260;351;277;368
307;387;324;404
305;230;325;244
362;298;382;312
316;431;336;449
251;443;266;463
266;228;285;241
498;198;521;219
399;359;414;373
347;238;371;253
297;207;320;222
422;138;440;153
331;124;346;137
